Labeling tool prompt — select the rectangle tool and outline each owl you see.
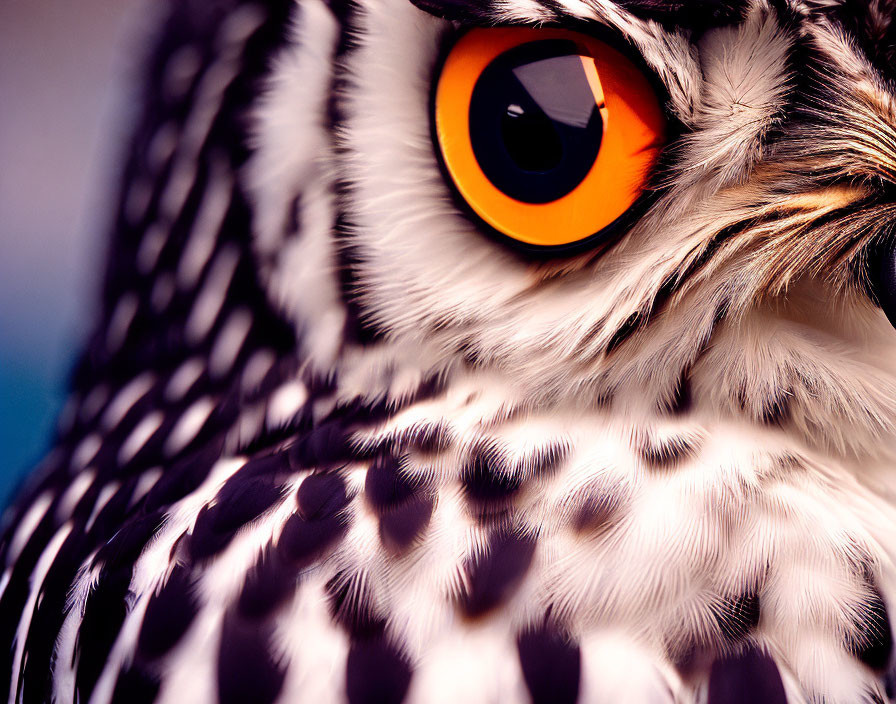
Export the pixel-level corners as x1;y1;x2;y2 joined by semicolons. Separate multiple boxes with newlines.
3;0;896;702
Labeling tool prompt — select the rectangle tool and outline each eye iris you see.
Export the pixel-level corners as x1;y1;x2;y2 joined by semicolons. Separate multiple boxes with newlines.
469;40;605;205
434;27;667;249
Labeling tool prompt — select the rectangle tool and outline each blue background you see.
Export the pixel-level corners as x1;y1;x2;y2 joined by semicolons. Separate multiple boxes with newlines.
0;0;145;502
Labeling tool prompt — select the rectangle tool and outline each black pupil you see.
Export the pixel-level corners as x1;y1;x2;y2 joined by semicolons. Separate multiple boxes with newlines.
502;104;563;172
469;40;604;204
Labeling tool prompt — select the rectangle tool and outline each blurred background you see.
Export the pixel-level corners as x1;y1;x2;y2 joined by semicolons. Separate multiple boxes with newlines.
0;0;147;501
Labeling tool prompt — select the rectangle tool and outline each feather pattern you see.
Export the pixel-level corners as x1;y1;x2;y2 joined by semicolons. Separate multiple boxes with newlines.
2;0;896;702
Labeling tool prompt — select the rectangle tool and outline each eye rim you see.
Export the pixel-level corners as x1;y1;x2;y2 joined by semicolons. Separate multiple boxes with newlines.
429;24;675;257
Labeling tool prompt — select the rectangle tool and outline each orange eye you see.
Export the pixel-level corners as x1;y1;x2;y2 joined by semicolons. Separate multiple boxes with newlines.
434;27;667;250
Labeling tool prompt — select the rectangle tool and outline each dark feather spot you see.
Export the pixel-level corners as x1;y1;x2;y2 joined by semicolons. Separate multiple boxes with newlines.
392;423;452;454
345;635;413;704
707;646;787;704
217;609;286;704
186;511;238;561
408;422;452;453
188;476;286;561
110;658;160;704
365;455;421;511
143;440;222;513
74;566;132;702
87;481;138;539
235;412;311;458
759;392;790;426
735;386;791;426
637;432;700;469
94;510;165;570
408;373;446;404
70;482;103;523
137;563;198;659
297;472;350;520
326;571;386;639
570;488;620;534
286;194;302;235
516;442;569;479
661;372;692;415
215;473;287;522
277;511;349;568
327;396;390;426
118;416;171;471
671;593;762;671
462;444;520;506
847;585;893;671
237;547;299;620
234;451;293;481
461;528;536;617
458;337;482;367
714;593;761;643
379;495;435;556
517;621;581;704
605;311;644;355
289;421;355;468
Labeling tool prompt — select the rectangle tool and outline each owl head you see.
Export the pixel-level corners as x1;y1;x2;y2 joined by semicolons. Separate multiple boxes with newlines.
249;0;896;460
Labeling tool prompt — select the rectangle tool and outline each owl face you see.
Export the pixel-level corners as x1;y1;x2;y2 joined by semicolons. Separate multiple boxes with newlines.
251;0;896;458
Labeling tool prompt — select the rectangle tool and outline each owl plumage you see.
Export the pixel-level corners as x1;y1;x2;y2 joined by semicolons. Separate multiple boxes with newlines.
3;0;896;702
